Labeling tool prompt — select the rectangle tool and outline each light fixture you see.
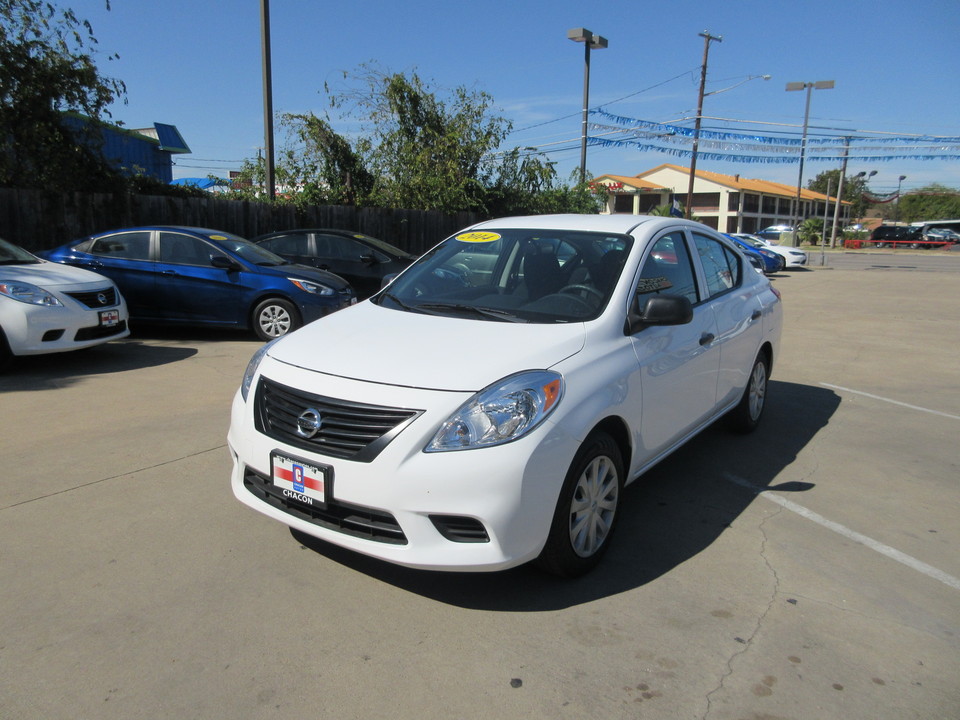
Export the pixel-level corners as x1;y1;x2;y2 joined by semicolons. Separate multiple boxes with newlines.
568;28;608;185
786;80;834;245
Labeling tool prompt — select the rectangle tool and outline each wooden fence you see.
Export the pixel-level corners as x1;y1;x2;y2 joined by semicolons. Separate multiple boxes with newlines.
0;188;485;254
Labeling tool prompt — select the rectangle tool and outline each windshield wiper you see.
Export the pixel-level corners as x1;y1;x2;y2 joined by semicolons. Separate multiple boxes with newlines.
379;292;418;312
413;302;527;323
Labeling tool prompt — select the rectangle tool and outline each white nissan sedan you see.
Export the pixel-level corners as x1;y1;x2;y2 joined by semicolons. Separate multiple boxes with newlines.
228;215;783;576
1;237;130;368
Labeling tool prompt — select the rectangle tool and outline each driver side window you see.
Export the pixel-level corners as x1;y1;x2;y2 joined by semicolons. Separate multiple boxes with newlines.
637;232;698;304
692;233;741;298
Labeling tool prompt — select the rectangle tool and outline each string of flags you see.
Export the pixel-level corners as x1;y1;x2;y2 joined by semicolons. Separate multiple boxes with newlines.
589;110;960;163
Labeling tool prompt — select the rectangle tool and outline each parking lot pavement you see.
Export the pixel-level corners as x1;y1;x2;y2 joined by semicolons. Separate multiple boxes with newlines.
1;271;958;720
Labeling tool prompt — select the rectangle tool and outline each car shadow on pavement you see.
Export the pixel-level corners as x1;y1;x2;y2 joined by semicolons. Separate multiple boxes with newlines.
0;340;198;390
291;380;841;610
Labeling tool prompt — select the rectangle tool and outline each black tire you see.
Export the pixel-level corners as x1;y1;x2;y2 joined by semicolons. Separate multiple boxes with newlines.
909;242;920;249
252;298;300;341
728;351;769;434
874;242;886;248
0;327;12;371
536;431;624;577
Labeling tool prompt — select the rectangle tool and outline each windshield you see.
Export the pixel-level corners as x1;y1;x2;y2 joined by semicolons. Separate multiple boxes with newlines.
208;232;288;266
375;228;632;323
736;235;766;249
0;237;41;265
353;233;415;259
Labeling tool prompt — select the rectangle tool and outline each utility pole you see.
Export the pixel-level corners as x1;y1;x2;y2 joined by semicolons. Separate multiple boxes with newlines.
684;30;722;219
260;0;276;199
829;139;850;249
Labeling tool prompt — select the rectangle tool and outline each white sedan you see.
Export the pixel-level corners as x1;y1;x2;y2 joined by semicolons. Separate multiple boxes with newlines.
732;233;808;268
228;215;783;576
1;237;130;368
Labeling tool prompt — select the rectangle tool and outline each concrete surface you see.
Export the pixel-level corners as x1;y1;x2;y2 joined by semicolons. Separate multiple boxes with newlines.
1;266;958;720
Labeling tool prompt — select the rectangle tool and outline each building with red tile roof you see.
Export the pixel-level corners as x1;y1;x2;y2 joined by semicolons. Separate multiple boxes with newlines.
592;164;851;233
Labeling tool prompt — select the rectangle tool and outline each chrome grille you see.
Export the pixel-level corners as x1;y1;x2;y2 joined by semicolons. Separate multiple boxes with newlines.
254;377;423;462
65;287;118;308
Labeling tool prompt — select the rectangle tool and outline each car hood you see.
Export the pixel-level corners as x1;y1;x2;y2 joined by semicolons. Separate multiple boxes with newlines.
268;301;586;393
0;260;113;288
253;262;351;291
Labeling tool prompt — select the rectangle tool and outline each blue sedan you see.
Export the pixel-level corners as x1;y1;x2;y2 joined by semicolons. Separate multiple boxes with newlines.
41;226;356;340
725;234;784;274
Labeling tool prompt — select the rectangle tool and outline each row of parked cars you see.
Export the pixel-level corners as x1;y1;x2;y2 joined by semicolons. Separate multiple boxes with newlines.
3;216;785;577
0;226;416;366
1;222;804;368
869;225;960;248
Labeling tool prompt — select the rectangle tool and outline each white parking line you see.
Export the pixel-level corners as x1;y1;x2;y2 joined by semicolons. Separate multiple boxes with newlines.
821;383;960;420
723;473;960;592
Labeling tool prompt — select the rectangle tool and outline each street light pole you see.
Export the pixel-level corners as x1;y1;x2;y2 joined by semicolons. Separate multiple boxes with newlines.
786;80;834;245
895;175;907;223
854;169;877;225
685;30;722;220
567;28;608;186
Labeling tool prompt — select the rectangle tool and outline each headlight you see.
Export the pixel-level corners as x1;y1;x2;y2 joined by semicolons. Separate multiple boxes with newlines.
288;278;334;296
241;339;277;402
0;281;63;306
427;370;563;452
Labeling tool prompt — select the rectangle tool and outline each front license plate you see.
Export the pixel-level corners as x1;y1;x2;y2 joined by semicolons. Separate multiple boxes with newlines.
99;309;120;327
271;452;328;506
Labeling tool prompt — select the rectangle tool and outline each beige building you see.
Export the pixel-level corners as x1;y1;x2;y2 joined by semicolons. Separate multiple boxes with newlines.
593;164;850;233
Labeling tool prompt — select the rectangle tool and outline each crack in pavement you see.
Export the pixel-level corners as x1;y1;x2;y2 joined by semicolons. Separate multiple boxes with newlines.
702;504;784;720
0;445;227;511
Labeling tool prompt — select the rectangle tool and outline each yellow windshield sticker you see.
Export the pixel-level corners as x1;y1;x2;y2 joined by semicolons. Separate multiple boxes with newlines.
455;231;501;243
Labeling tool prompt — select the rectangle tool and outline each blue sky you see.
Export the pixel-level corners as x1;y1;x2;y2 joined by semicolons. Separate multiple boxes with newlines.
67;0;960;194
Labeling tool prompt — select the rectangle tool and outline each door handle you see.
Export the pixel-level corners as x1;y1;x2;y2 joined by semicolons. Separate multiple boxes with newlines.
699;333;715;346
751;309;762;321
161;270;178;276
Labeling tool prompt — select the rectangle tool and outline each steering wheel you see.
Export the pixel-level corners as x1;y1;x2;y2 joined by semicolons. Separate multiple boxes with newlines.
560;284;605;304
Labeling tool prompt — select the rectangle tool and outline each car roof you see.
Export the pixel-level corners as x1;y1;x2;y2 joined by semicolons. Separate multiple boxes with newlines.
465;213;708;236
92;226;240;237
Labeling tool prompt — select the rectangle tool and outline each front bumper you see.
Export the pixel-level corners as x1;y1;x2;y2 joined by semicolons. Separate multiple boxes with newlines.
2;300;130;355
227;365;576;572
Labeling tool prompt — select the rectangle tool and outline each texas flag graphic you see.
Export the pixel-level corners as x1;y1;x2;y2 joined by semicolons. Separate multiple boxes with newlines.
292;464;305;493
272;455;325;503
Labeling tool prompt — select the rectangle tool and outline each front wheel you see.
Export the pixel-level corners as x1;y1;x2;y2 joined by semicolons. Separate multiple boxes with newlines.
537;432;624;577
252;298;300;341
728;352;769;434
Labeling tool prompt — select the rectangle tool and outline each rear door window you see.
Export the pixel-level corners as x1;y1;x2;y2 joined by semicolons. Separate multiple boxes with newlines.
88;231;151;261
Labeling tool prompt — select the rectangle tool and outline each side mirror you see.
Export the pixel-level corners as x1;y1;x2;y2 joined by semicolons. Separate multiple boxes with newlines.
380;273;399;289
359;253;378;265
211;255;242;272
625;294;693;335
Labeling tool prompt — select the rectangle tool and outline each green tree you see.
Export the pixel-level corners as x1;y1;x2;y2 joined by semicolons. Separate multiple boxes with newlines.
236;66;599;215
0;0;126;190
807;169;873;219
897;184;960;223
328;68;509;212
797;217;822;246
244;112;377;207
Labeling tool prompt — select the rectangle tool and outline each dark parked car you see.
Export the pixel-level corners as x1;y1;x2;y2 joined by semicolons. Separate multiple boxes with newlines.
870;225;921;248
40;226;356;340
253;229;416;299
